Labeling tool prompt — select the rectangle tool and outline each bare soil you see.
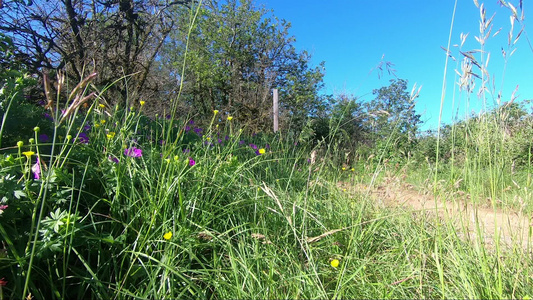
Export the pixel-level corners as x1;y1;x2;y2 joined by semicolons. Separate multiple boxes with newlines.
353;177;533;248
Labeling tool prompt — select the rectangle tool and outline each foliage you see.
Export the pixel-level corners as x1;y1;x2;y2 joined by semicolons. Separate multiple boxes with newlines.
364;78;421;159
0;33;38;148
0;0;192;105
305;79;421;166
415;101;533;169
162;0;326;132
1;95;532;299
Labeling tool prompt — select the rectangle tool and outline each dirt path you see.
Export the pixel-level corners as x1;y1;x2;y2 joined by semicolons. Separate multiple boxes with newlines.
356;178;533;248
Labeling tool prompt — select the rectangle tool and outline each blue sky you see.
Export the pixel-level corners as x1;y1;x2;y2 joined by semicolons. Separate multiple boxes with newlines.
256;0;532;130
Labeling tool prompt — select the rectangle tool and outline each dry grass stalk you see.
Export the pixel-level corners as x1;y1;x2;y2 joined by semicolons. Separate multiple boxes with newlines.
306;228;346;244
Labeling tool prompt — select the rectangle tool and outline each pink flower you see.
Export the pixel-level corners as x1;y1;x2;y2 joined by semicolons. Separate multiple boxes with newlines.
0;277;6;286
124;147;142;158
32;158;41;180
188;158;195;166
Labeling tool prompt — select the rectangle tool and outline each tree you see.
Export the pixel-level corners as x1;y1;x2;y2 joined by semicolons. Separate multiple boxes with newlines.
0;0;192;105
162;0;326;132
364;78;421;158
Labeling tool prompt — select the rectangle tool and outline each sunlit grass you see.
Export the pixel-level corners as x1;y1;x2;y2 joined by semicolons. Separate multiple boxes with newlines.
1;1;533;299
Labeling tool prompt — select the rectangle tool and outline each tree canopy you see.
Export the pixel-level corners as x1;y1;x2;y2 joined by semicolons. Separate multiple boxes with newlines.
0;0;327;133
162;0;326;131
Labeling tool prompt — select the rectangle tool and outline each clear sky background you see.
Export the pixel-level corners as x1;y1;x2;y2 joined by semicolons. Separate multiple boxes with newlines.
255;0;533;131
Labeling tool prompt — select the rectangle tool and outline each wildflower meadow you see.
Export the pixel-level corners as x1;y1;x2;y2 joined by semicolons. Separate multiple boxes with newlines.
1;0;533;299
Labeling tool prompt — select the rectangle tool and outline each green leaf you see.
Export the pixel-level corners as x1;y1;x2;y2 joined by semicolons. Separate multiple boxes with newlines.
13;190;26;199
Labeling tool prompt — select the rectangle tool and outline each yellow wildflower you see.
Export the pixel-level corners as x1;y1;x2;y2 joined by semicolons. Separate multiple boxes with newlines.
140;100;146;106
106;132;116;139
98;104;105;108
163;231;173;240
227;116;233;121
330;259;340;268
213;110;219;115
22;151;35;159
258;148;266;155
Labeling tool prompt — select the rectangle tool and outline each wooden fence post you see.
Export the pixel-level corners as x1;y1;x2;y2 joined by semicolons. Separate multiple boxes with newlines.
273;88;278;133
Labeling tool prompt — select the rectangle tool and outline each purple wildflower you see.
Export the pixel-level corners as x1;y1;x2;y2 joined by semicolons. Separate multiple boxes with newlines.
189;158;196;166
217;138;223;144
265;143;270;150
124;147;142;158
38;134;49;143
239;140;246;145
78;133;89;144
193;127;203;135
32;158;41;180
249;143;258;150
185;125;191;132
108;155;119;164
189;120;194;125
83;124;91;132
43;112;53;121
225;135;230;141
183;148;190;154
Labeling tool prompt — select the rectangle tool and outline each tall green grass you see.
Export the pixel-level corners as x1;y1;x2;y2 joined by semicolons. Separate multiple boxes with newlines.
1;1;533;299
